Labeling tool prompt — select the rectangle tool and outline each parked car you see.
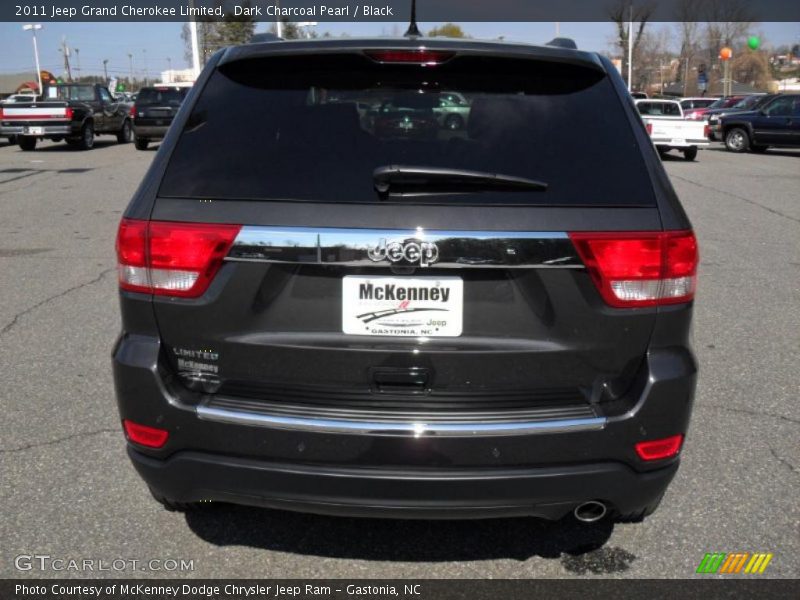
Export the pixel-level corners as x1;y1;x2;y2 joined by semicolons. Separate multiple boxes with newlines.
114;37;698;524
706;94;776;140
683;95;745;121
373;95;440;140
131;84;192;150
636;99;709;160
720;94;800;153
679;97;716;118
630;91;648;99
434;91;471;130
0;83;132;151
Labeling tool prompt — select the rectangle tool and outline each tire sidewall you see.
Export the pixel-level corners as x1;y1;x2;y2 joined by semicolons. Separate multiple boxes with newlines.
725;128;749;153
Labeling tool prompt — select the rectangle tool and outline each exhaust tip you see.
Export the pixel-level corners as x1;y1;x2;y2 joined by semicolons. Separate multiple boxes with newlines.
574;500;607;523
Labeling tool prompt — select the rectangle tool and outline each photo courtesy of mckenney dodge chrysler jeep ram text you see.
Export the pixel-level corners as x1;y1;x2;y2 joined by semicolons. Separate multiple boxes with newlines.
113;35;698;524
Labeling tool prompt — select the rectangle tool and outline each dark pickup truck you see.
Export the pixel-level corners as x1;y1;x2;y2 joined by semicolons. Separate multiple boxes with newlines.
0;83;132;151
721;93;800;152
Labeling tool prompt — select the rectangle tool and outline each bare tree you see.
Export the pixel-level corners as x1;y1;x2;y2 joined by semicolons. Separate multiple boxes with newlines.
609;0;657;89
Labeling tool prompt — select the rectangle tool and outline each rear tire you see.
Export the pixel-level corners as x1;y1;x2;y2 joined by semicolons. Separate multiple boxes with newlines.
149;488;199;512
724;127;749;153
78;122;95;150
134;137;149;151
18;136;37;151
682;147;698;161
117;119;132;144
615;494;665;523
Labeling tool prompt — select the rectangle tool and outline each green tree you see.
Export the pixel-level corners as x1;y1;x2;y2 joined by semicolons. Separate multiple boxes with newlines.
427;23;468;38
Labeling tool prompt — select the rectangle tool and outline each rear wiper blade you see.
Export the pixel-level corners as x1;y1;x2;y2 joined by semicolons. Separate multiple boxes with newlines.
373;165;548;197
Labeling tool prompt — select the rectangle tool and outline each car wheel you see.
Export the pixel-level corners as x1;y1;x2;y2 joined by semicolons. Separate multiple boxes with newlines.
750;144;768;153
724;128;749;153
444;114;464;131
134;137;149;151
683;147;698;161
18;136;37;151
117;119;132;143
78;122;95;150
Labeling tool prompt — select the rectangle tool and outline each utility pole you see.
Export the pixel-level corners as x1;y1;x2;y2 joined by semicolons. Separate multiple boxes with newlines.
22;24;43;97
189;0;201;77
60;36;73;81
127;52;134;88
74;47;80;78
142;48;148;86
627;2;633;91
103;59;109;82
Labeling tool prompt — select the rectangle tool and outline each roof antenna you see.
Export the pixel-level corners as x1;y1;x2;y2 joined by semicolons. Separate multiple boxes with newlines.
404;0;421;37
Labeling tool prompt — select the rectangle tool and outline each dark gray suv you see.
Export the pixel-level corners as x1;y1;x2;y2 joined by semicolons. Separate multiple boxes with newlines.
113;37;698;523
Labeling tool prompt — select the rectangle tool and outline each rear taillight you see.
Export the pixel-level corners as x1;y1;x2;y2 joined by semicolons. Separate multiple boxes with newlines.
116;219;241;298
129;104;136;118
123;420;169;448
645;122;653;135
568;230;698;308
0;107;4;119
65;107;73;120
703;124;710;137
365;49;455;65
635;434;684;461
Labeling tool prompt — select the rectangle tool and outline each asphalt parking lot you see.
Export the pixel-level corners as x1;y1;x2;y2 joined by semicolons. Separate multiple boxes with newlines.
0;138;797;579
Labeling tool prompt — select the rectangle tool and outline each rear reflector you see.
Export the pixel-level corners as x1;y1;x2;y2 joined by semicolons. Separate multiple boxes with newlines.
635;434;683;461
365;49;455;65
568;230;698;307
123;420;169;448
116;219;241;298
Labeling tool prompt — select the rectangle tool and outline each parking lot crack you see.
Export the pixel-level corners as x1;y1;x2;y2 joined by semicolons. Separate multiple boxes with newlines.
698;403;800;426
0;267;114;338
769;446;798;476
0;428;118;454
671;174;800;225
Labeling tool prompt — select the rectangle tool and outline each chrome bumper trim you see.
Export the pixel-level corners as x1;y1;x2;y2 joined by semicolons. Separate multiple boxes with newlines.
196;404;606;437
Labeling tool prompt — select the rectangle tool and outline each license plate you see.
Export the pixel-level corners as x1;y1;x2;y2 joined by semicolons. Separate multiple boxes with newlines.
25;127;44;135
342;276;463;337
671;138;686;145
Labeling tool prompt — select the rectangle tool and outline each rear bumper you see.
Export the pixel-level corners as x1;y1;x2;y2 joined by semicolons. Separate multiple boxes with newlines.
0;123;73;136
132;124;169;139
113;325;696;520
129;446;677;519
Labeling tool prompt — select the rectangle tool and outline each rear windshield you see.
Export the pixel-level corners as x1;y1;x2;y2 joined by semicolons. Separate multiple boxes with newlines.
137;87;190;106
159;53;655;206
637;102;681;116
49;85;95;101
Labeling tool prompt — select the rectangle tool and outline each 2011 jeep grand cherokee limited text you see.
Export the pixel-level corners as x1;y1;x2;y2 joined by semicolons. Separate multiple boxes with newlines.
113;38;698;523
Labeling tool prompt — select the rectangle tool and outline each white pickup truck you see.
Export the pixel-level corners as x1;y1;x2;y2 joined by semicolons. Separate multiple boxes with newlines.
635;99;709;161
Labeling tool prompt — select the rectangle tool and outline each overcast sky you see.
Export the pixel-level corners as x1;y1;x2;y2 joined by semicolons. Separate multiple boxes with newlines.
1;21;798;77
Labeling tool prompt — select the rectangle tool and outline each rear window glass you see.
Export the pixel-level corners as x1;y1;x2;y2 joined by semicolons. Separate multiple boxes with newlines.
136;87;190;105
159;53;655;206
638;102;682;117
49;85;95;101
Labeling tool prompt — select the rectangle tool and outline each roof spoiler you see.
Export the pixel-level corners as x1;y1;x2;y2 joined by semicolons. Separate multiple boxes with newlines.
545;37;578;50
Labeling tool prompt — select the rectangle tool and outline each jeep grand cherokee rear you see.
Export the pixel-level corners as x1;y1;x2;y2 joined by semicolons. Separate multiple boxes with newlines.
113;38;698;522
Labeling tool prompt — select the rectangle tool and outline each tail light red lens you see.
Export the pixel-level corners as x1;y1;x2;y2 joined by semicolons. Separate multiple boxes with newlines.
116;219;241;298
129;104;136;118
568;230;698;307
123;420;169;448
703;124;710;137
645;123;653;135
65;107;73;120
365;49;455;65
0;107;4;119
635;434;684;461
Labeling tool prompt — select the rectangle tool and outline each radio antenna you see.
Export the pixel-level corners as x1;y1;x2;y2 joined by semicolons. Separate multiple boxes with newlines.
404;0;421;37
